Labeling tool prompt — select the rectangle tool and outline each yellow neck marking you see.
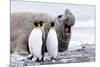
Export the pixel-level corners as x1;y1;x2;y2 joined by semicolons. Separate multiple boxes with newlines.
50;27;55;31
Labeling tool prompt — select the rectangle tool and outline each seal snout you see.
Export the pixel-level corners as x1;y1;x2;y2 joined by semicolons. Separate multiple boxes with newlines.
64;24;71;33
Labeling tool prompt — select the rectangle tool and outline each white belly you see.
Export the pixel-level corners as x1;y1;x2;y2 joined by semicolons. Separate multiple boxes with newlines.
46;29;58;58
28;28;42;60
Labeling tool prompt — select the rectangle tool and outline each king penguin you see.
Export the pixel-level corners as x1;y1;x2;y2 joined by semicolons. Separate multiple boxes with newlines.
46;22;58;60
28;21;45;62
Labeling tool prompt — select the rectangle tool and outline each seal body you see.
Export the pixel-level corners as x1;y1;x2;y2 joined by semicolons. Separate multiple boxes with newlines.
46;25;58;59
28;28;43;61
56;9;75;52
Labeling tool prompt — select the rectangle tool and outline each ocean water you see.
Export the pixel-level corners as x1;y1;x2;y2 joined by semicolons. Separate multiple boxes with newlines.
69;27;95;48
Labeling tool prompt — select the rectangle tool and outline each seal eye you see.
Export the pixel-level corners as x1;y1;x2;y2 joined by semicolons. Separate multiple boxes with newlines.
57;15;62;19
39;21;44;27
51;22;55;27
34;22;38;27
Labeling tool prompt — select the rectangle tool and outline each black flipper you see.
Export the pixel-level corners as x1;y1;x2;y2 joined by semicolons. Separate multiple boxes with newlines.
41;30;46;62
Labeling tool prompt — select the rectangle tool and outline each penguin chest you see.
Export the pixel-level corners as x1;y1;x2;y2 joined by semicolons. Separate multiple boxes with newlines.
28;28;42;57
46;29;58;57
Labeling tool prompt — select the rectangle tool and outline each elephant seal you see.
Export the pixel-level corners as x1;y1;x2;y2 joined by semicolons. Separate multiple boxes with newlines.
56;9;75;52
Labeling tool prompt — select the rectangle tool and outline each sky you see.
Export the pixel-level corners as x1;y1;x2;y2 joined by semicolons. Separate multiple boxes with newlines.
11;0;96;21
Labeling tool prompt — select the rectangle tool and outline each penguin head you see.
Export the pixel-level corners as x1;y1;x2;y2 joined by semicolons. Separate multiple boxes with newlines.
39;21;45;31
34;21;38;27
39;21;44;27
33;21;41;30
50;22;55;28
34;21;44;27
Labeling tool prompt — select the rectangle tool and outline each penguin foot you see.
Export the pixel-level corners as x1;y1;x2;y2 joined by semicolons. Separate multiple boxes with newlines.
41;57;44;62
51;57;58;61
36;57;44;62
51;57;56;60
36;58;41;62
27;55;33;60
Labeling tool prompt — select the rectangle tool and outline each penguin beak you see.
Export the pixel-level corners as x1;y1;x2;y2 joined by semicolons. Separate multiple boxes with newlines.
39;21;44;30
38;22;41;28
40;23;44;31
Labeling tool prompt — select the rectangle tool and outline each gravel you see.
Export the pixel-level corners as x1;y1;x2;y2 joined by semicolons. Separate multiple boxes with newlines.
10;44;95;67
